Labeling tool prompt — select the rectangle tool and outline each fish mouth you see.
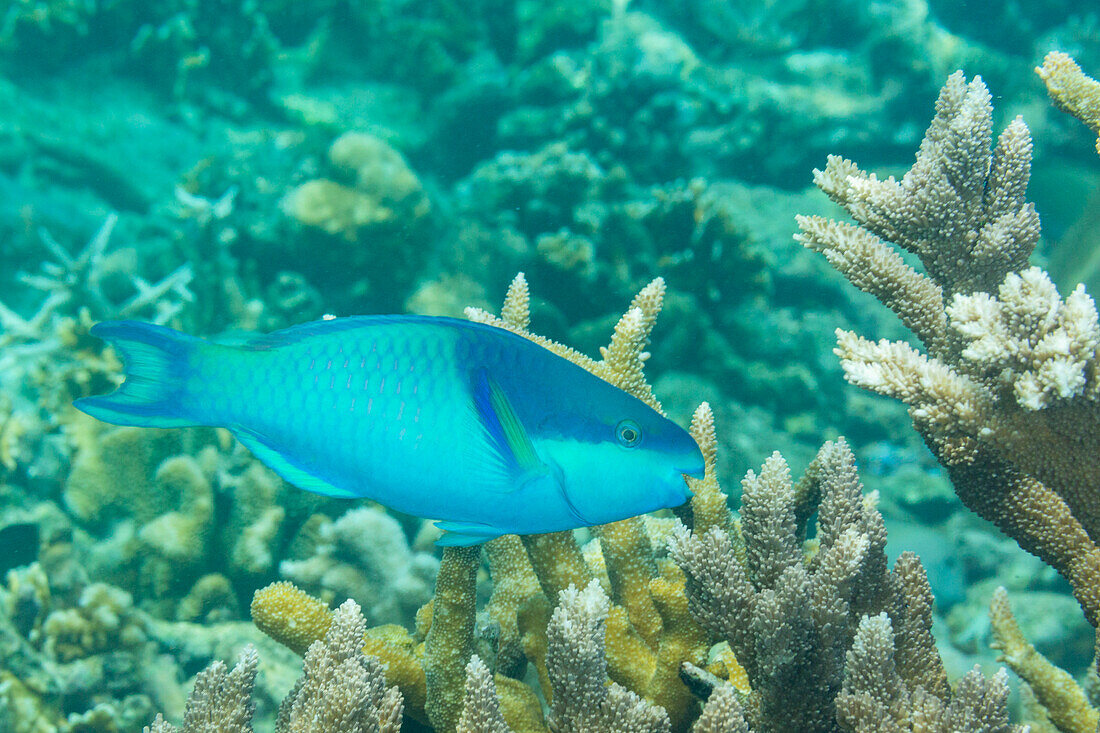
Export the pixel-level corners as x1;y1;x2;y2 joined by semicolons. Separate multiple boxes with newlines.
679;463;705;480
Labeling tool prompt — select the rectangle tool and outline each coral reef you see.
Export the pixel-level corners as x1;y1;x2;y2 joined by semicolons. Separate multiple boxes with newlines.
282;132;430;241
6;0;1100;726
148;600;404;733
796;69;1100;627
227;277;1022;732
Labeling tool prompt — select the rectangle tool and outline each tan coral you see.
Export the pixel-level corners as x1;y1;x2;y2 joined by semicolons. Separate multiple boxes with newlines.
282;132;429;241
423;546;481;733
989;587;1098;733
145;645;258;733
1037;52;1100;155
797;70;1100;626
668;439;1000;731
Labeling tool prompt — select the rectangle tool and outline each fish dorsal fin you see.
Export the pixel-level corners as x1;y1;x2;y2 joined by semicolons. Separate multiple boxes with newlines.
470;368;546;488
244;315;440;350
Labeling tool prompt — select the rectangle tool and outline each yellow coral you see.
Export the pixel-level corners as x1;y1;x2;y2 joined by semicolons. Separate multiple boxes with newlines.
990;587;1098;733
282;131;429;240
1037;52;1100;155
686;402;729;536
281;179;393;239
424;546;481;733
250;580;333;655
485;536;544;677
363;624;429;721
465;272;665;409
598;519;662;649
647;569;709;729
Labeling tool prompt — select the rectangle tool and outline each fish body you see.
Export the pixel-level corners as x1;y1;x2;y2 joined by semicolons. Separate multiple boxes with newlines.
75;316;704;545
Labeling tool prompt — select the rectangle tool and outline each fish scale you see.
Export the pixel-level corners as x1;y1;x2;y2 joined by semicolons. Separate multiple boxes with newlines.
75;315;704;545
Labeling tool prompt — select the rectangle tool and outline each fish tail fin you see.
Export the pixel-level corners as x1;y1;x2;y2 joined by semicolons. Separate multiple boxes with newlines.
74;320;203;428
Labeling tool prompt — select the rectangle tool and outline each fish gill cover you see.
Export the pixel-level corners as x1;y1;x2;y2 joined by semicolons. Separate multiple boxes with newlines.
0;1;1099;731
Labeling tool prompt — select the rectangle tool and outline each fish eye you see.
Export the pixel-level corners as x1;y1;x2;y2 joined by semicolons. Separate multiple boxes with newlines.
616;419;642;448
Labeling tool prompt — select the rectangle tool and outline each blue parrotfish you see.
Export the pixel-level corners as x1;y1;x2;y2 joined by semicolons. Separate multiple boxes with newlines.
74;316;705;545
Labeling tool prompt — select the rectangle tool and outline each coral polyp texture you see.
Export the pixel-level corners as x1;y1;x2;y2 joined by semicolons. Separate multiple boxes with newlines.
1038;52;1100;155
797;68;1100;628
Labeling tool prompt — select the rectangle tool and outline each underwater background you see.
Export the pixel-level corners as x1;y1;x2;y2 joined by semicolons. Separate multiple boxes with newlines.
1;0;1099;730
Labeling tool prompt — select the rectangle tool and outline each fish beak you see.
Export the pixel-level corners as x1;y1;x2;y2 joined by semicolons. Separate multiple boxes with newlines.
680;464;705;480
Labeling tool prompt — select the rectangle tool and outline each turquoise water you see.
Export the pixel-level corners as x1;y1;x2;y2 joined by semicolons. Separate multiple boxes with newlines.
0;1;1097;729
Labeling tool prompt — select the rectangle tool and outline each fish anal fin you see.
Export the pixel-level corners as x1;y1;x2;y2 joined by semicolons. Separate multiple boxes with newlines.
434;520;504;547
231;426;359;499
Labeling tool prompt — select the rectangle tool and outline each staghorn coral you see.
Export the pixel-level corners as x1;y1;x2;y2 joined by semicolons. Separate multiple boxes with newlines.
670;437;1015;731
796;70;1100;627
837;613;1025;733
1038;52;1100;155
244;276;714;731
148;601;404;732
545;580;671;732
690;685;748;733
228;272;1036;732
455;581;677;733
989;587;1098;733
276;599;404;733
456;656;512;733
423;546;480;733
8;214;194;331
145;645;258;733
471;274;710;728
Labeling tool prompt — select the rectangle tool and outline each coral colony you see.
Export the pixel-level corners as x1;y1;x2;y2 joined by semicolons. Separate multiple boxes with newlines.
1;0;1100;729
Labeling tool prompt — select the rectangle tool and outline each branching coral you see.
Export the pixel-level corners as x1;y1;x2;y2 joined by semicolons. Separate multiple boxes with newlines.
1038;52;1100;155
545;580;670;732
243;276;712;731
796;69;1100;627
989;587;1099;733
148;600;404;732
10;214;194;330
155;268;1041;731
838;613;1023;733
146;645;258;733
670;438;1015;731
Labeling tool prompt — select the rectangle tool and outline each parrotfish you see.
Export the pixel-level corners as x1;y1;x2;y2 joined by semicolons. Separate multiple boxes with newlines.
75;316;704;545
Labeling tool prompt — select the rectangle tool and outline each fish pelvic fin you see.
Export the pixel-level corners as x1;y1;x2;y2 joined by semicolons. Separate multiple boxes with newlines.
434;520;504;546
74;320;202;428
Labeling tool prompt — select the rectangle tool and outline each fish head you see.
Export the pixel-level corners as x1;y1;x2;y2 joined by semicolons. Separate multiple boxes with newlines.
538;400;704;527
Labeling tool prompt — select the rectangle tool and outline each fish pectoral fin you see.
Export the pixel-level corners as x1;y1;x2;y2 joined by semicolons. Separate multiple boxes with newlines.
230;425;359;499
434;520;504;547
468;368;547;492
